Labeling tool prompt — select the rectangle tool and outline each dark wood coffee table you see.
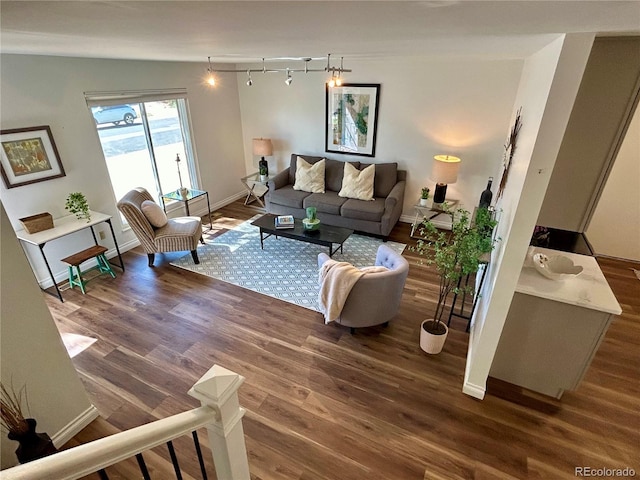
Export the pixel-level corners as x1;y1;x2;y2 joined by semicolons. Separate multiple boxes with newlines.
251;214;353;257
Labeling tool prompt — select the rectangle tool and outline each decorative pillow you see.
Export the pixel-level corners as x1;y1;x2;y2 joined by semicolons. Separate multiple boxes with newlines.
338;163;375;201
293;157;325;193
141;200;168;228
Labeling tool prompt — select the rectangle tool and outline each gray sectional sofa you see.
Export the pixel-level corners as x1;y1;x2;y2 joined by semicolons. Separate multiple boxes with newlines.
265;154;406;238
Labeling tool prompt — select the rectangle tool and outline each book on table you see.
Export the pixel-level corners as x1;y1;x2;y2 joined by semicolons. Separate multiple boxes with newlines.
275;215;295;229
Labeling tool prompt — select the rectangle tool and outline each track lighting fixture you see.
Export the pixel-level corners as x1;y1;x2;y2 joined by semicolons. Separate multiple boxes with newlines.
206;56;216;86
204;53;351;87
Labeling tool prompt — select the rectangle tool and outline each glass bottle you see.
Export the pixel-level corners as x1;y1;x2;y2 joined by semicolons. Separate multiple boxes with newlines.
479;177;493;208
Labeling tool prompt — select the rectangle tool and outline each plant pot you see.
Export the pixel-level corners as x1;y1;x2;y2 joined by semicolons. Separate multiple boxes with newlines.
7;418;57;464
419;198;429;206
419;319;448;354
260;175;268;182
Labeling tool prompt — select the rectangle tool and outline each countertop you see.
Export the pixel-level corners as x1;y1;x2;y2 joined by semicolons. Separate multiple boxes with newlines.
517;247;622;315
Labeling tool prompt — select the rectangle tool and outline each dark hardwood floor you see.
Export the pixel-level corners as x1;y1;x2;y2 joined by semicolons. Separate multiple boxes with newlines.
52;200;640;479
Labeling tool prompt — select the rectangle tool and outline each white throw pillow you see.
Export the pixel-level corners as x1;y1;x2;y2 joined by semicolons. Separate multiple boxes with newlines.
338;163;375;201
293;157;326;193
141;200;168;228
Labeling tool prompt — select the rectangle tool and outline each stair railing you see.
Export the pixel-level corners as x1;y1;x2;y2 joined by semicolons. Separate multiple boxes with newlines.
1;364;250;480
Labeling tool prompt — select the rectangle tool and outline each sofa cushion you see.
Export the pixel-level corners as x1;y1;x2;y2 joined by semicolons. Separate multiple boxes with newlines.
339;163;375;201
360;162;398;198
268;185;312;209
340;197;386;222
141;200;168;228
293;157;325;193
288;154;326;184
303;191;348;215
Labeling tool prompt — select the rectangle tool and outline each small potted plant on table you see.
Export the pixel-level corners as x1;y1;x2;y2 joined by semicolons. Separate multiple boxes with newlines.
65;192;91;222
259;164;268;183
413;205;497;354
419;187;430;206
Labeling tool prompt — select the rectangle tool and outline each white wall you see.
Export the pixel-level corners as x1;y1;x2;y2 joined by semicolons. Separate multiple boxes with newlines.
586;105;640;261
1;205;95;469
462;33;595;399
235;57;523;215
0;54;245;285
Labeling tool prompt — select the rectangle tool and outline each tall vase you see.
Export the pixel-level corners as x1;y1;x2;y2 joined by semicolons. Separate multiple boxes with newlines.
7;418;57;464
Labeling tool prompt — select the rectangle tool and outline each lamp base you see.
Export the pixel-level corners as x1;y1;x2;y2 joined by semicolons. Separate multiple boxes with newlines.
258;158;269;176
433;183;447;204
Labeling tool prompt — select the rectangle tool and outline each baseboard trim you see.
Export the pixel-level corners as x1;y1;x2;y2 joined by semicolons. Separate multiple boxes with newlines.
462;381;486;399
51;405;100;448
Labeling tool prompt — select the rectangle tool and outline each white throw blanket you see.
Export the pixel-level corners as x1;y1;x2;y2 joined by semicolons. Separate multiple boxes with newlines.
318;259;388;324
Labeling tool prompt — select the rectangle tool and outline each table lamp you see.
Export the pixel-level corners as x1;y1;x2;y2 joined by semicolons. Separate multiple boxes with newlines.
253;138;273;176
431;154;461;204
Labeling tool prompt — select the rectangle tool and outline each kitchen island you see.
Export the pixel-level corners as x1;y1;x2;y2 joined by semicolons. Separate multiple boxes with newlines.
490;247;622;398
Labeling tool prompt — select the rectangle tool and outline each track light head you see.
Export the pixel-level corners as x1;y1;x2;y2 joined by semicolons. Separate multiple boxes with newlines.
206;57;216;86
285;70;293;86
246;70;253;86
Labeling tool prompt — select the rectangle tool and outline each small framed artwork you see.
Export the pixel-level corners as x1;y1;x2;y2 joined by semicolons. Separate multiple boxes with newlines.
0;125;66;189
326;83;380;157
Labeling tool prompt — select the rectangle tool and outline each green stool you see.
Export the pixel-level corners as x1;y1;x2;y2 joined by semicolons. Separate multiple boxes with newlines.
61;245;116;294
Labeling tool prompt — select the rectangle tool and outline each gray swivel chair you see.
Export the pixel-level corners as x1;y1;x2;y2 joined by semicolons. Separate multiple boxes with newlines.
117;188;204;267
317;244;409;333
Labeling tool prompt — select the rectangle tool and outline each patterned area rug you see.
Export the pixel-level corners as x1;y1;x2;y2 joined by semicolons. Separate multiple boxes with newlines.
171;216;406;312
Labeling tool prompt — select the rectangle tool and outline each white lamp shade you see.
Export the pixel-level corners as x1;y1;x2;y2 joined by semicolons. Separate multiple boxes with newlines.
431;155;461;184
252;138;273;156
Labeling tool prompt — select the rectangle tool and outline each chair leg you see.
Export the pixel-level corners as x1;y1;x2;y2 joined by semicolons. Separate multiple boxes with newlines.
147;253;155;267
199;235;205;245
191;249;200;264
383;321;389;328
350;327;355;335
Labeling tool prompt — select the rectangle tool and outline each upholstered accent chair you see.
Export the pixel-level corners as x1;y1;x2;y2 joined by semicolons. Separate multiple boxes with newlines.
117;188;204;267
317;244;409;333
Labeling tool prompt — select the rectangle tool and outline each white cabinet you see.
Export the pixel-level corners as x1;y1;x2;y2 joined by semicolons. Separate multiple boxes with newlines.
490;248;621;398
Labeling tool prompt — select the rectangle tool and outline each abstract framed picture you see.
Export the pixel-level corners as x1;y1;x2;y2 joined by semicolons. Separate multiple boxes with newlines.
326;83;380;157
0;126;66;189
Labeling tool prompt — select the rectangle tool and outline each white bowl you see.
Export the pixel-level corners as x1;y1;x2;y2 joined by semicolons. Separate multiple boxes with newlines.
533;253;583;281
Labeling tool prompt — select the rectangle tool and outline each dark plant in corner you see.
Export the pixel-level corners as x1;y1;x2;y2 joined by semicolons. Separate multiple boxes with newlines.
1;381;57;464
65;192;91;222
1;381;30;437
412;205;498;336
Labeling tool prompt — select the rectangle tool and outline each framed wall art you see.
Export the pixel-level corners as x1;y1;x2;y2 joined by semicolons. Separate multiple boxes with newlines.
0;125;66;189
325;83;380;157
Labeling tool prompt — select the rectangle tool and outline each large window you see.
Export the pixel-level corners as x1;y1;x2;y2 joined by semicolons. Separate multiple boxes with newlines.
86;90;198;208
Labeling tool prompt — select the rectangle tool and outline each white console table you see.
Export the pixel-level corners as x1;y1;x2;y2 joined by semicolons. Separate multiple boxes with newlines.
15;210;124;302
490;247;621;398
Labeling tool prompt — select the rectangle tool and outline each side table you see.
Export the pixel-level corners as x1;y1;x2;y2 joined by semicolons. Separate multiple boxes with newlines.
161;188;213;231
410;199;459;238
240;172;272;208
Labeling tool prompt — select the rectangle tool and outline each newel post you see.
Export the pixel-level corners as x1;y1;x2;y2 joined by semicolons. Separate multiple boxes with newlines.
188;365;250;480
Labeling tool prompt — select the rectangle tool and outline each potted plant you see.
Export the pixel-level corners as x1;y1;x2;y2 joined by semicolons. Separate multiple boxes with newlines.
1;382;57;464
65;192;91;222
413;205;497;354
419;187;430;206
259;164;268;182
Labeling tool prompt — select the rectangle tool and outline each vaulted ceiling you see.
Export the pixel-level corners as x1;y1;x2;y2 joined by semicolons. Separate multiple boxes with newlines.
1;1;639;64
